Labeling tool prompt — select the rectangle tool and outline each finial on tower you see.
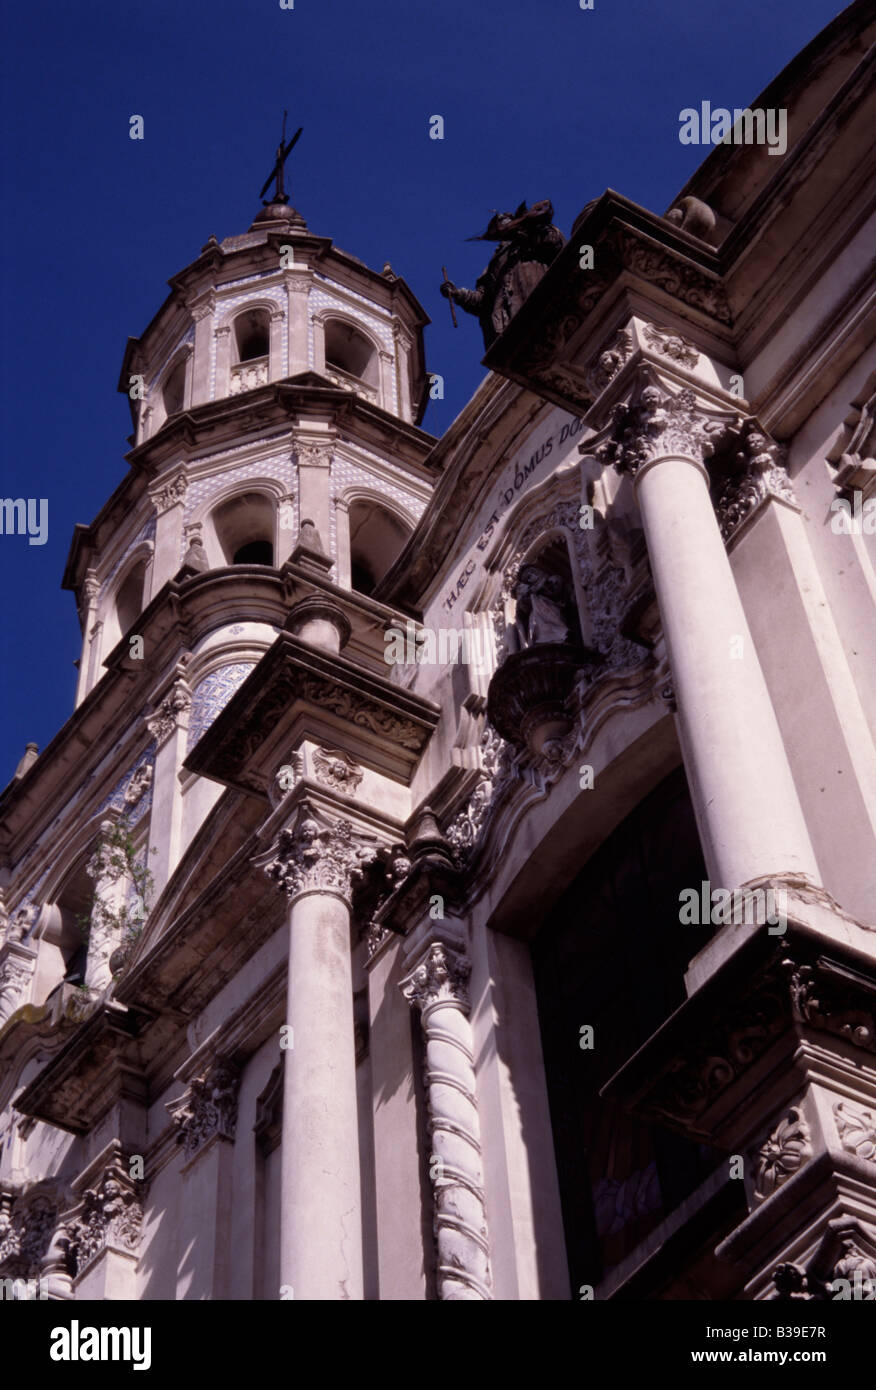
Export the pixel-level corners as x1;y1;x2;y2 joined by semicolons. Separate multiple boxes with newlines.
259;111;303;206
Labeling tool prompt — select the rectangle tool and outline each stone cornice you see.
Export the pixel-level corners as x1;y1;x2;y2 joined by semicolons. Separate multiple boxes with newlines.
605;922;876;1146
184;630;440;794
483;191;732;414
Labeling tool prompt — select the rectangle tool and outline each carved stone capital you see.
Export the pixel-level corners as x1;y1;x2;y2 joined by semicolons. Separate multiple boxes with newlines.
67;1155;143;1271
295;441;333;469
261;807;378;905
0;946;36;1024
145;680;192;747
594;383;729;478
150;470;188;514
715;423;797;540
0;1190;59;1278
167;1056;240;1160
401;940;471;1013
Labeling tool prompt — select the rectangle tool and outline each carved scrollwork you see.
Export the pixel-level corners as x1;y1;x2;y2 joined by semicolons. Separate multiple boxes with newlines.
262;808;378;905
595;384;728;478
834;1100;876;1163
66;1157;143;1271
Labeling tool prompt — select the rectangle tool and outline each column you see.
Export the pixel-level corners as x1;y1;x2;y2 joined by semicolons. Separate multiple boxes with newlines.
392;325;413;423
147;471;188;598
145;676;191;894
294;437;334;545
595;383;820;893
188;292;215;406
259;805;373;1300
400;938;492;1300
284;275;311;376
214;323;233;398
74;569;100;707
268;307;286;383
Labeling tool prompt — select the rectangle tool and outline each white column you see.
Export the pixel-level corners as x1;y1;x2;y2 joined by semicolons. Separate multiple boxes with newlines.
285;275;311;376
75;569;100;707
268;308;286;383
597;384;820;891
401;938;492;1300
145;677;191;895
261;808;373;1300
147;472;188;598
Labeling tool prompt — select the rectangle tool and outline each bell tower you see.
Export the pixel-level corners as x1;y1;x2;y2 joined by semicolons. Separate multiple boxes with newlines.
60;151;436;898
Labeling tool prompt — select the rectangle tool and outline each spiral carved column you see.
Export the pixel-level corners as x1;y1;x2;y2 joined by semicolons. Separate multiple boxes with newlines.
401;939;492;1300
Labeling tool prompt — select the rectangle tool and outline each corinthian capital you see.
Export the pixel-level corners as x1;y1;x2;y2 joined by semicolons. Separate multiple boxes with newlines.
401;940;471;1013
261;807;378;905
67;1153;144;1270
167;1055;240;1160
145;680;191;747
595;384;730;478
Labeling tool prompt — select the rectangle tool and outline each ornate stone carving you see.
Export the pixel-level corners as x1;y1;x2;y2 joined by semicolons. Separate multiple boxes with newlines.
595;384;727;477
401;940;491;1300
167;1056;240;1160
123;762;153;807
401;940;471;1012
262;809;377;905
642;322;699;368
616;228;730;323
0;952;36;1024
785;959;876;1054
229;359;269;394
0;1193;57;1277
445;725;507;861
150;471;187;514
146;681;191;747
295;442;333;468
298;676;424;750
834;1100;876;1162
67;1157;143;1271
312;747;364;796
5;903;36;944
715;426;797;540
754;1106;812;1201
586;328;633;395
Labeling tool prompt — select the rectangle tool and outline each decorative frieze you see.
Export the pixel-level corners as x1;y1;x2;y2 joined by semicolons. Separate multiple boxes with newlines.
401;939;491;1300
167;1056;240;1161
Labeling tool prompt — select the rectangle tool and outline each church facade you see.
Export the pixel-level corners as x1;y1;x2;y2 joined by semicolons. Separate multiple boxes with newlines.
1;3;874;1301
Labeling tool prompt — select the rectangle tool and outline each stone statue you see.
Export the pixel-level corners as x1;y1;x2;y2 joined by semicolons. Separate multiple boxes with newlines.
441;200;565;348
512;565;571;649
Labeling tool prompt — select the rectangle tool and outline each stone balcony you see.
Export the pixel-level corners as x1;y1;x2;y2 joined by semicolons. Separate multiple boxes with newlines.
324;363;379;405
229;357;269;395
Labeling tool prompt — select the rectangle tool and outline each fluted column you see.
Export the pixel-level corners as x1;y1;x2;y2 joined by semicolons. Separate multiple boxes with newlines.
595;383;820;893
260;805;376;1300
401;938;492;1300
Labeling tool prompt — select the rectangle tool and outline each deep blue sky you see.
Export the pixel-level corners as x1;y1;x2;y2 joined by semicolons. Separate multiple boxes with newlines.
0;0;849;783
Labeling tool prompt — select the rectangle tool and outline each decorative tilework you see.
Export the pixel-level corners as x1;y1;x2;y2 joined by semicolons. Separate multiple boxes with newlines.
187;663;256;751
182;457;296;559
